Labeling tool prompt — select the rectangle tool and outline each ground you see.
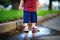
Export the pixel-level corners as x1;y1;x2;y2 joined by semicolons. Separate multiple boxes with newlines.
0;15;60;40
42;16;60;31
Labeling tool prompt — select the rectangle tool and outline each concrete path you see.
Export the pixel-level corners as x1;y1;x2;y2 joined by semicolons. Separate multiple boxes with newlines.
42;16;60;31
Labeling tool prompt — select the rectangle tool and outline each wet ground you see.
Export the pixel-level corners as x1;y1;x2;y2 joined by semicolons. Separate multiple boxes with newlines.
42;16;60;31
0;16;60;40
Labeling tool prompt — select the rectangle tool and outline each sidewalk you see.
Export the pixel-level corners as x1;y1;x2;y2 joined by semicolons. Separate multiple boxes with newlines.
42;15;60;31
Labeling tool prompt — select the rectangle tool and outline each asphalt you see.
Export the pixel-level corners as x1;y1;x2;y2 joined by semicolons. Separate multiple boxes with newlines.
0;15;60;40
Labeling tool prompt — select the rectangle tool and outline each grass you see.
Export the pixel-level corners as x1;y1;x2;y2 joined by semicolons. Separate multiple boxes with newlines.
0;10;23;22
0;10;60;22
37;10;60;16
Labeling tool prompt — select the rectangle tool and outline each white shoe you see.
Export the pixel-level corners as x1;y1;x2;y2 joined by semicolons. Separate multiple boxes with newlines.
32;26;40;33
23;27;29;33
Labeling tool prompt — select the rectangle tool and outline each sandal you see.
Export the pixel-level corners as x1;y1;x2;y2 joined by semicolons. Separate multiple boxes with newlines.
23;27;29;33
32;27;40;33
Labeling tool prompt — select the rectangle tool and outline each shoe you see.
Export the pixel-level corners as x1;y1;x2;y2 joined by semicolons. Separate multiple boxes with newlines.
23;27;29;33
32;26;40;33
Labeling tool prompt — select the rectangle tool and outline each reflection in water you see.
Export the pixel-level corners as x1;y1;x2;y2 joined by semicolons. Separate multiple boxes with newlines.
24;32;38;40
24;33;29;40
32;32;35;38
32;32;37;40
18;27;51;40
23;26;51;40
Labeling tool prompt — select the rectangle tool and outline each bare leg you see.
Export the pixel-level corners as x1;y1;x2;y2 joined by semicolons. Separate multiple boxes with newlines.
32;23;39;32
31;23;36;27
24;23;28;27
23;23;29;32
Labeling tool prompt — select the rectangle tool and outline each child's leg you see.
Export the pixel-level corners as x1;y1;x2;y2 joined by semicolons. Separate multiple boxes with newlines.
24;23;28;27
31;11;39;32
32;23;38;30
31;23;36;27
23;23;29;32
31;11;37;27
23;10;31;32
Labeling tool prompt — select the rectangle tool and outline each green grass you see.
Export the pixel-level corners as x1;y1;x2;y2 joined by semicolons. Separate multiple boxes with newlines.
37;10;60;16
0;10;60;22
0;10;23;22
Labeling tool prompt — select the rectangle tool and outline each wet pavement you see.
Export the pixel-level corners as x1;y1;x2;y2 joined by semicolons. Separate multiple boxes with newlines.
0;16;60;40
0;26;60;40
42;16;60;31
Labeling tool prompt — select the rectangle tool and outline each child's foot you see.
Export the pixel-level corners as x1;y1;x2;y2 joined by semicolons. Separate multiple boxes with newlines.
23;27;29;33
32;26;40;33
